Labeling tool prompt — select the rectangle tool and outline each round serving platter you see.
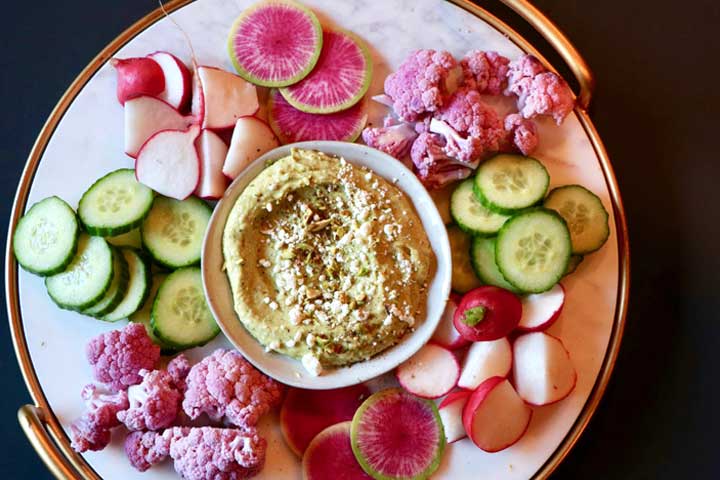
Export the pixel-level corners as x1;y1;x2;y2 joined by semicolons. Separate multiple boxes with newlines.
6;0;629;479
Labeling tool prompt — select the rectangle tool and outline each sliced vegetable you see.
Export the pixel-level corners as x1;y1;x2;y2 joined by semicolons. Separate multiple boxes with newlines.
82;246;130;318
438;390;470;444
447;225;482;293
303;422;372;480
513;332;576;405
544;184;610;254
102;248;152;322
564;254;584;276
470;236;522;294
453;286;522;342
129;273;173;351
450;178;509;236
396;343;459;399
430;293;470;350
473;153;549;214
517;283;565;332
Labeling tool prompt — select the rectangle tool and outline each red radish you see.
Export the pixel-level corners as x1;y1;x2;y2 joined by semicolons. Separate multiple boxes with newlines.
302;421;372;480
222;117;280;180
518;283;565;332
111;57;165;105
280;384;370;457
191;72;204;124
195;130;229;200
462;377;532;452
438;390;471;443
124;96;193;157
148;51;192;111
431;293;470;350
135;124;200;200
513;332;577;406
453;286;522;342
196;66;259;129
457;338;512;390
396;343;459;399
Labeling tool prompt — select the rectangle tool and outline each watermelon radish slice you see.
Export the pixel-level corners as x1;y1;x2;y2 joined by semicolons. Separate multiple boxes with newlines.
303;422;372;480
280;29;372;113
227;0;323;87
351;388;445;480
281;384;371;457
269;89;367;143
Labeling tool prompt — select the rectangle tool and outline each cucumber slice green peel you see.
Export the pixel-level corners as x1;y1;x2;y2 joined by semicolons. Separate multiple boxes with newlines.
82;246;130;318
473;154;549;215
544;184;610;254
450;179;509;236
469;236;522;294
102;248;152;322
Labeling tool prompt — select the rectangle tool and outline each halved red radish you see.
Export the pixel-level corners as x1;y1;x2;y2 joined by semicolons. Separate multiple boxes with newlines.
111;57;165;105
396;343;459;399
196;66;259;129
135;124;200;200
148;51;192;111
223;117;280;180
191;71;204;124
124;96;193;157
431;293;470;350
518;283;565;332
195;129;229;200
280;384;370;457
457;338;512;390
453;286;522;342
513;332;576;406
351;388;445;480
462;377;532;452
302;421;372;480
438;390;471;443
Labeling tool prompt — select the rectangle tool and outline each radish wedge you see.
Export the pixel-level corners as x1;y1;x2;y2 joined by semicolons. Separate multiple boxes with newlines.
396;343;459;399
453;286;522;342
281;384;370;457
111;57;165;105
268;89;367;143
513;332;576;405
223;117;280;180
124;96;193;158
302;422;372;480
457;338;512;390
462;377;532;452
227;0;323;87
351;388;445;480
431;293;470;350
438;390;471;443
135;125;200;200
196;66;259;129
280;29;372;113
195;129;229;200
148;51;192;111
518;283;565;331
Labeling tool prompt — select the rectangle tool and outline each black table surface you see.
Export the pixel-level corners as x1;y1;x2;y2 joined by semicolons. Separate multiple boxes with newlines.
2;0;719;478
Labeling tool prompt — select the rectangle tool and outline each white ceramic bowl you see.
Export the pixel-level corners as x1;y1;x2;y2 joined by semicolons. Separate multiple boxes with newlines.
202;141;451;389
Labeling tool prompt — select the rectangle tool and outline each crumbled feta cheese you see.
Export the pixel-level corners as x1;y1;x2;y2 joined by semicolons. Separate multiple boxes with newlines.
269;301;279;310
258;258;271;268
302;353;323;376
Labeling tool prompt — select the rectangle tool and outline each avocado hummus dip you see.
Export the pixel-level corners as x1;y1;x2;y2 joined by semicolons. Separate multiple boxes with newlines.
222;149;435;375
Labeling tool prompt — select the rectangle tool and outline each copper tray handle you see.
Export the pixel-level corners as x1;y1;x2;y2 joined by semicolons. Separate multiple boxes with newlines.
18;405;80;479
500;0;595;109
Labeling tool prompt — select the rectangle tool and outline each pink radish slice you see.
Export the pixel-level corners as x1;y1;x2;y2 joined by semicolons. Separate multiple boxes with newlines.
462;377;532;452
195;129;229;200
396;343;459;399
280;384;370;457
268;89;367;143
438;390;471;443
513;332;576;406
351;388;444;480
280;29;372;113
111;57;165;105
196;66;259;130
135;125;200;200
518;283;565;332
457;338;512;390
223;117;280;180
191;71;204;124
124;96;193;157
431;293;470;350
148;51;192;111
302;421;372;480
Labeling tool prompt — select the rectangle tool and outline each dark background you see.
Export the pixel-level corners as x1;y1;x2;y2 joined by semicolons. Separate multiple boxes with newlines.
2;0;718;478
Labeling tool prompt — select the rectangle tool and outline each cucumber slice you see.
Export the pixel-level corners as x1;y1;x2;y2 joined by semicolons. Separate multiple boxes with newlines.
151;267;219;349
141;196;212;268
13;196;79;276
78;169;154;237
470;236;523;294
564;254;584;277
495;208;571;293
102;248;151;322
474;154;549;214
130;273;175;351
107;228;143;249
447;225;483;293
82;247;130;317
45;234;114;311
544;185;610;254
451;179;510;236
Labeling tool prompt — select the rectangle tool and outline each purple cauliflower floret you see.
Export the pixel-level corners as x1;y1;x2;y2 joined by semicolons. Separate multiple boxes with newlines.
70;384;129;453
361;122;418;159
167;353;191;392
435;88;504;156
505;54;575;124
504;113;539;155
410;132;473;189
86;323;161;392
126;427;266;479
117;369;182;431
428;118;484;166
182;349;282;428
461;50;510;95
384;49;459;121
